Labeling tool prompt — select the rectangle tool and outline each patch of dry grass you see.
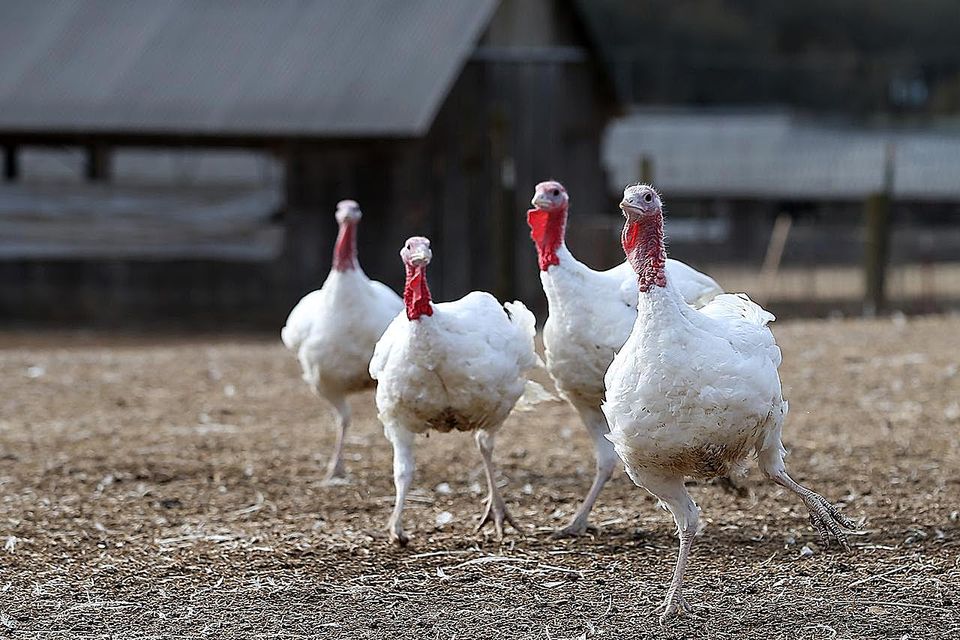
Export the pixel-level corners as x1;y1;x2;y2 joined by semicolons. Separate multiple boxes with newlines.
0;316;958;638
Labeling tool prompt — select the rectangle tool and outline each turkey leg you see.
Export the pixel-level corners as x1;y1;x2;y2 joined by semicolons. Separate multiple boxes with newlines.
475;431;519;538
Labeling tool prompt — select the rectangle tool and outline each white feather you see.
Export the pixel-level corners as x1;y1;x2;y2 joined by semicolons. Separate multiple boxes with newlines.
603;279;786;478
283;268;402;396
371;292;541;436
541;246;723;408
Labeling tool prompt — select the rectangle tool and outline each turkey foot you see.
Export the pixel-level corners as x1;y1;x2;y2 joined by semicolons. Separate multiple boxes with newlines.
656;591;698;624
388;515;409;547
802;491;857;550
769;469;856;550
474;431;517;539
322;458;346;483
322;403;349;483
476;493;519;539
550;518;598;539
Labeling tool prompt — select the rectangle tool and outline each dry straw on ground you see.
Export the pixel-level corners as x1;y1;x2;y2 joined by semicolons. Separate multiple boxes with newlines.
0;316;958;638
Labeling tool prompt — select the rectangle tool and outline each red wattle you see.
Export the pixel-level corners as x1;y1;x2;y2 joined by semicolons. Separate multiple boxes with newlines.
527;207;566;271
621;219;642;256
622;217;667;292
332;222;358;271
404;266;433;320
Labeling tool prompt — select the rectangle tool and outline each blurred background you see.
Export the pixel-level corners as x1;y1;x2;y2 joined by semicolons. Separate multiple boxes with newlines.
0;0;958;327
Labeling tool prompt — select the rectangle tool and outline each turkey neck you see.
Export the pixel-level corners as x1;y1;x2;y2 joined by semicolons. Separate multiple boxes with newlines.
333;221;359;272
621;211;689;337
404;263;433;321
622;212;667;293
527;206;567;271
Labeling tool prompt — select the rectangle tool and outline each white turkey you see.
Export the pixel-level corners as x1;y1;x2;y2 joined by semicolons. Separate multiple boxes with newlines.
370;236;543;546
527;180;722;536
602;184;856;621
281;200;402;481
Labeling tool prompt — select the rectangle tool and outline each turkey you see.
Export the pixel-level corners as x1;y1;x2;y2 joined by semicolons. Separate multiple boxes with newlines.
602;184;856;621
281;200;402;481
527;180;722;536
370;236;543;546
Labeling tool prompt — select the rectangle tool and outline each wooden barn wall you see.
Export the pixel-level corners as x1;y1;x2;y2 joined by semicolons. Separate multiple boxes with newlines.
420;62;490;300
0;143;385;327
0;139;415;327
421;56;615;314
0;60;614;327
283;55;616;313
282;139;444;305
500;56;615;309
284;142;398;297
0;256;289;327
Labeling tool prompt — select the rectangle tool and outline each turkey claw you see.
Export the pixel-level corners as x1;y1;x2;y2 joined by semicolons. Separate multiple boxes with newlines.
656;593;699;624
476;496;519;539
388;518;409;547
803;493;856;551
550;521;597;539
321;473;350;486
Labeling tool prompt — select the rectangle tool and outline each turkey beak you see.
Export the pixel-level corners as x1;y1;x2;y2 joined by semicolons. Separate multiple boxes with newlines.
620;199;640;216
531;192;552;209
409;246;432;266
336;207;362;225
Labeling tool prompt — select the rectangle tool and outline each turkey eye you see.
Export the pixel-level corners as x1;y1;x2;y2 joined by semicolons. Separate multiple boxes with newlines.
643;193;653;202
552;189;560;197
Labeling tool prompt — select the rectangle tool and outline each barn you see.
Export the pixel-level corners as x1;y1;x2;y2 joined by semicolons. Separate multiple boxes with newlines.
0;0;616;326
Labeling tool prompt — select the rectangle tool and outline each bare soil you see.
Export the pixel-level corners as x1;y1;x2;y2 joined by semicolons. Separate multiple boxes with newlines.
1;316;958;639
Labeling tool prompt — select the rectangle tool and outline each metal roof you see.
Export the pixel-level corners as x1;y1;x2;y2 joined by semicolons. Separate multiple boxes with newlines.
0;0;498;137
604;110;960;202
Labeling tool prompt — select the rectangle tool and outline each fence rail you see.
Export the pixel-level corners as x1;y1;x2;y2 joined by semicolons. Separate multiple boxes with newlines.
572;209;960;317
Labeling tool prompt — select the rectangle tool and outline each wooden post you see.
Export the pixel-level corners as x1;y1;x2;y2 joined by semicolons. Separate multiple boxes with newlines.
283;144;332;295
489;111;515;302
499;156;517;300
863;144;895;316
3;145;18;181
757;212;793;306
86;144;111;181
863;192;891;316
920;254;935;314
638;155;654;184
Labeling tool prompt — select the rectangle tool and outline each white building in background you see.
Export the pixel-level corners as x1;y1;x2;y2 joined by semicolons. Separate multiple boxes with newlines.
603;108;960;202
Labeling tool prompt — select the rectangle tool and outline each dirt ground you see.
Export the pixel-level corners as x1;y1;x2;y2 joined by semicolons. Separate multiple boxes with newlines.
1;315;958;639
